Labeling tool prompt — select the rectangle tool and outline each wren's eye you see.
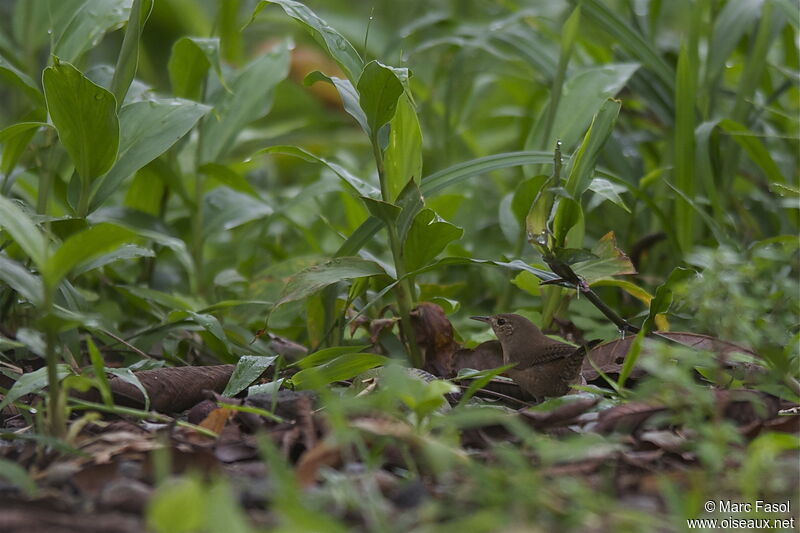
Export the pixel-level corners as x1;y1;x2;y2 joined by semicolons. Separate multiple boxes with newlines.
496;318;506;326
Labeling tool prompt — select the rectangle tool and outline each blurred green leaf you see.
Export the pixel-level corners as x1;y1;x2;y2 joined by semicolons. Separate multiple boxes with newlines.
250;0;363;80
0;54;45;105
273;257;386;312
0;254;44;306
202;42;289;162
571;231;636;283
292;353;387;389
642;267;696;334
0;195;49;269
0;458;38;498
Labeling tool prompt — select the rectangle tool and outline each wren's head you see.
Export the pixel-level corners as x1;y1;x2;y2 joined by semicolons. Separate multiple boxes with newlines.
470;313;544;343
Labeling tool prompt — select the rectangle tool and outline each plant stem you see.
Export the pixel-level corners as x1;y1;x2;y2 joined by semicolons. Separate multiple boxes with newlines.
44;321;65;438
76;176;91;218
371;134;423;368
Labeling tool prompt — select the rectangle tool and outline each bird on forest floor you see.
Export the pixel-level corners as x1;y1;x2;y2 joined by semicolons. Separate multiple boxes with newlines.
471;313;594;401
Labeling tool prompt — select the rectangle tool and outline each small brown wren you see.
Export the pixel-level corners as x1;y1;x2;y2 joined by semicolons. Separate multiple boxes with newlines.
471;313;587;401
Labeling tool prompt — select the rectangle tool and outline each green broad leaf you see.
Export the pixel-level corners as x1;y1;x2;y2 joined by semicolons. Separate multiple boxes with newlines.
384;94;422;202
403;209;463;272
0;54;45;105
511;270;542;297
168;37;228;100
571;232;636;283
0;195;49;269
590;279;653;306
642;267;696;334
0;365;72;411
184;311;229;347
552;196;583;248
53;0;132;63
249;0;363;81
91;98;211;210
248;379;284;396
146;477;206;533
361;197;401;225
274;257;386;311
0;254;44;306
563;98;621;199
293;345;369;369
529;63;639;152
43;59;119;181
72;244;154;276
356;60;405;138
222;355;278;397
588;177;630;213
255;145;380;198
110;0;154;108
44;223;137;288
0;121;49;177
291;353;388;390
304;71;369;135
202;41;290;163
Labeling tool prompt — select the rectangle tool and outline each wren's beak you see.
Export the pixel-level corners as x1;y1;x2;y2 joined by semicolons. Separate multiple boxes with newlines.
470;316;491;323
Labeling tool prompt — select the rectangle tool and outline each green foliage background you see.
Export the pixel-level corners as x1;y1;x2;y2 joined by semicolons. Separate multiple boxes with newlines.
0;0;797;530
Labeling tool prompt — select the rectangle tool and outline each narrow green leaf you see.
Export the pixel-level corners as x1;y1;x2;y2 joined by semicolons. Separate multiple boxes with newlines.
86;337;114;406
255;145;379;198
564;98;621;198
616;329;645;391
579;0;674;89
0;458;38;497
110;0;154;108
718;119;786;184
403;209;463;271
107;367;150;412
0;195;49;269
43;59;119;181
222;355;278;397
673;41;698;253
293;345;370;369
249;0;363;81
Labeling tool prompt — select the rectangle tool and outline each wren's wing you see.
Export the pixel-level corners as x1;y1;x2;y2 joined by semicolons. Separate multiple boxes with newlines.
515;339;601;370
